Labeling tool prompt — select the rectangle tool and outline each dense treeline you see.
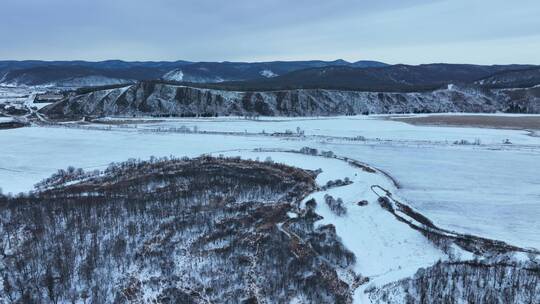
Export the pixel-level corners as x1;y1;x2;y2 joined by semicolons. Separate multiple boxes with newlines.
368;260;540;304
0;156;358;303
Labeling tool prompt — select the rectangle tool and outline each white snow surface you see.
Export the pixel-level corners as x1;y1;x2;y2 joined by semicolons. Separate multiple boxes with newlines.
162;69;184;81
96;115;540;145
259;69;278;78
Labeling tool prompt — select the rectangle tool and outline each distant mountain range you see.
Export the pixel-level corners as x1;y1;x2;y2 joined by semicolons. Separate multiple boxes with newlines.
0;59;387;87
198;64;540;92
2;60;538;93
4;59;540;117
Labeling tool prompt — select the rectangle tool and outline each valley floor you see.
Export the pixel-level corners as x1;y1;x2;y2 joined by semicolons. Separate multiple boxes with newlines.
1;113;539;302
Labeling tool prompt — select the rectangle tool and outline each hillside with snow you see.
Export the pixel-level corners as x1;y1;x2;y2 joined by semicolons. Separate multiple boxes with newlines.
41;81;540;118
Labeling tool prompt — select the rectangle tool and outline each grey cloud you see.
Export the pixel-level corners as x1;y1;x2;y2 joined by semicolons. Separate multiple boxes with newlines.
0;0;538;64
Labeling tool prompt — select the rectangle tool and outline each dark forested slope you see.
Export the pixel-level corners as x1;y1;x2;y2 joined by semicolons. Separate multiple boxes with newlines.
0;156;358;303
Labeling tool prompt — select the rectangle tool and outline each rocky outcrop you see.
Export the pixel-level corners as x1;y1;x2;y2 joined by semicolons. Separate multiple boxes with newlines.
41;81;540;118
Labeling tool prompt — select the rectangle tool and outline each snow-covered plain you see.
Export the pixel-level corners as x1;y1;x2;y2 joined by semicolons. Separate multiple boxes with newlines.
0;117;14;123
93;115;540;145
1;115;539;252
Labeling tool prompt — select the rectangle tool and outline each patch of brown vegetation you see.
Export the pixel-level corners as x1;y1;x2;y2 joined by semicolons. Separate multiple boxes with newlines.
391;115;540;130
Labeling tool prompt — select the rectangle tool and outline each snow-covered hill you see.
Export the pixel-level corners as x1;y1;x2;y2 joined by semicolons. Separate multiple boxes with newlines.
41;81;540;118
476;67;540;88
0;156;359;303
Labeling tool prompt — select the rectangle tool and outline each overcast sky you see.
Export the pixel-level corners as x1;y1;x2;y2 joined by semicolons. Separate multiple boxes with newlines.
1;0;539;64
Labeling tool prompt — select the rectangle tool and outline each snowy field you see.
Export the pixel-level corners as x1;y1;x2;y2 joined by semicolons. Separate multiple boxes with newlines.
93;115;540;145
0;117;15;123
1;115;540;252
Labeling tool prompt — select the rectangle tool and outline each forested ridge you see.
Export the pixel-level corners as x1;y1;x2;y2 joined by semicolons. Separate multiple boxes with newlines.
0;156;358;303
